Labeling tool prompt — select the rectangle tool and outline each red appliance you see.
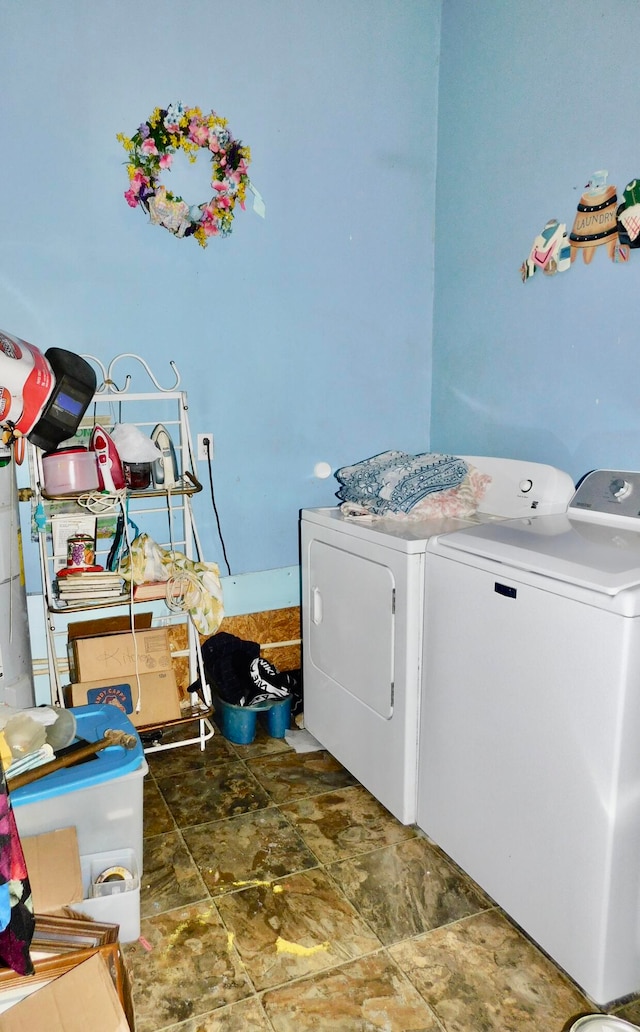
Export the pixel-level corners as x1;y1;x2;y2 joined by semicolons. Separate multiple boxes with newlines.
0;329;96;452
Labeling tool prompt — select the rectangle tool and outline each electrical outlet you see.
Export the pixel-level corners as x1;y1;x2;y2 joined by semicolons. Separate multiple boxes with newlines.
197;433;214;461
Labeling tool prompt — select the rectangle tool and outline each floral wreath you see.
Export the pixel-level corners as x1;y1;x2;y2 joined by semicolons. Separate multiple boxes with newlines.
117;103;251;247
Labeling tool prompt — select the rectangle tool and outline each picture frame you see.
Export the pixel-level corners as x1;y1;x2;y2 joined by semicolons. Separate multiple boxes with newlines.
27;912;119;957
0;917;133;1028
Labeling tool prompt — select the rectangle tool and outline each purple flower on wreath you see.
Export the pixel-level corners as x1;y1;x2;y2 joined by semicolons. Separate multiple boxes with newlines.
138;122;150;140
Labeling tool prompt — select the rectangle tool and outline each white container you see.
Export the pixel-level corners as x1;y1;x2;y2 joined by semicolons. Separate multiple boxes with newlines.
76;848;141;943
13;762;147;872
42;447;100;495
569;1019;640;1031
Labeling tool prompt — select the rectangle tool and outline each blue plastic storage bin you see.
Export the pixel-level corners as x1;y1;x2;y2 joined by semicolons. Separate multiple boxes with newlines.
12;705;147;869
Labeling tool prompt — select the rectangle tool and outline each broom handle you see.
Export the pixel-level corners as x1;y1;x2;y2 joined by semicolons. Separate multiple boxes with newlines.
7;731;137;791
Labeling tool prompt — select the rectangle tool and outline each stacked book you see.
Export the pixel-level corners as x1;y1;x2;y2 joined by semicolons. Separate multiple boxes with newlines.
56;570;127;604
132;579;183;601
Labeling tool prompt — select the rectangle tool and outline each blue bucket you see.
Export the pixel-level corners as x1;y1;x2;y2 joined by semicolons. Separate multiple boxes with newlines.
214;694;291;745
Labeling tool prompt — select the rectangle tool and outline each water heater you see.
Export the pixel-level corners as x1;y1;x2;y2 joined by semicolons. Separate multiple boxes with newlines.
0;451;34;708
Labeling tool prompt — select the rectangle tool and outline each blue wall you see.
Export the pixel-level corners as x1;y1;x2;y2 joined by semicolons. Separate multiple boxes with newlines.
1;0;440;591
431;0;640;482
12;0;631;615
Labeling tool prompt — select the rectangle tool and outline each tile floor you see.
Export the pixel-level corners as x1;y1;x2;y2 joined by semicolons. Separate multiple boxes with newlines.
124;721;640;1031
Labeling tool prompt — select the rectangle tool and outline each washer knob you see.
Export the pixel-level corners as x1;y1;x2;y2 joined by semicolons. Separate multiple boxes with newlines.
519;479;533;493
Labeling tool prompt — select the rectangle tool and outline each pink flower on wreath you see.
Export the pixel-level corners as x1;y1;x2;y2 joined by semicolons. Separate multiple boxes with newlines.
200;205;220;235
189;122;209;146
212;183;231;208
133;171;149;191
159;153;173;169
125;170;148;205
141;138;158;156
208;135;220;153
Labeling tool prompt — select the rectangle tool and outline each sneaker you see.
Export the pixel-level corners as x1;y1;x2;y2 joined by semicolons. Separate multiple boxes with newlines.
248;658;290;698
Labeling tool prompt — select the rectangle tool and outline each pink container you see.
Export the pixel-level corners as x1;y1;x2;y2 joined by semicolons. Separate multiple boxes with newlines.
42;447;100;495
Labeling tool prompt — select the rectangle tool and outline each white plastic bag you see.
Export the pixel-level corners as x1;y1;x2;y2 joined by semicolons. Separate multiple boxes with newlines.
110;424;162;462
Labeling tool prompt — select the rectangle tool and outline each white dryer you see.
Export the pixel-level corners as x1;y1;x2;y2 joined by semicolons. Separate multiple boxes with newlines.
300;457;573;825
417;469;640;1004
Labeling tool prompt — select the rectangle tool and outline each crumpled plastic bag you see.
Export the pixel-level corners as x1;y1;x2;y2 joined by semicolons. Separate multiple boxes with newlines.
110;424;162;462
120;533;224;636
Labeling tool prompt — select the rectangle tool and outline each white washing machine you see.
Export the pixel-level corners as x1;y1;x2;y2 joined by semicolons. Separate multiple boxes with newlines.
300;457;574;825
417;469;640;1005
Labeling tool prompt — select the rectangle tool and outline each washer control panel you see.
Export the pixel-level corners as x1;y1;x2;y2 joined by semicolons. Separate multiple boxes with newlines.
570;469;640;520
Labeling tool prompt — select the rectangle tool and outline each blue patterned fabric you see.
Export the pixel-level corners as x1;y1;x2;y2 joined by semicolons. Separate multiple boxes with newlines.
335;451;469;515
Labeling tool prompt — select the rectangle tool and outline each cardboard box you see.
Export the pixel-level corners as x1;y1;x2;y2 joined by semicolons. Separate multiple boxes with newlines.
67;613;152;641
11;832;135;1025
67;613;153;682
0;951;130;1031
73;626;172;683
65;669;181;727
22;828;83;913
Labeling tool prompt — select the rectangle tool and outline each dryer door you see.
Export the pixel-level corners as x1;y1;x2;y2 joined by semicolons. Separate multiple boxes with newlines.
301;515;424;824
307;539;394;717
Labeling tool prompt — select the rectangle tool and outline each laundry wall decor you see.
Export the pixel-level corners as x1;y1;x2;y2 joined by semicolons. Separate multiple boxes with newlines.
521;171;639;281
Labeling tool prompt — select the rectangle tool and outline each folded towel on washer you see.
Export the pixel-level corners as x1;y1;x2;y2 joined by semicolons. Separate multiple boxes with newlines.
335;451;491;519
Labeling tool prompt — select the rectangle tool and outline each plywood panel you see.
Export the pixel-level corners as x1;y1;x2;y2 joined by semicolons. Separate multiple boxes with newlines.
209;607;301;671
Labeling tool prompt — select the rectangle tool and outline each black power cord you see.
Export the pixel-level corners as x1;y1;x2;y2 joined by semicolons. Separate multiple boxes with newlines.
202;437;231;576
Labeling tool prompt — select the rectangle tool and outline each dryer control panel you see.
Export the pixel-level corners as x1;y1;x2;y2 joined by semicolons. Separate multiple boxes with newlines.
570;469;640;521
